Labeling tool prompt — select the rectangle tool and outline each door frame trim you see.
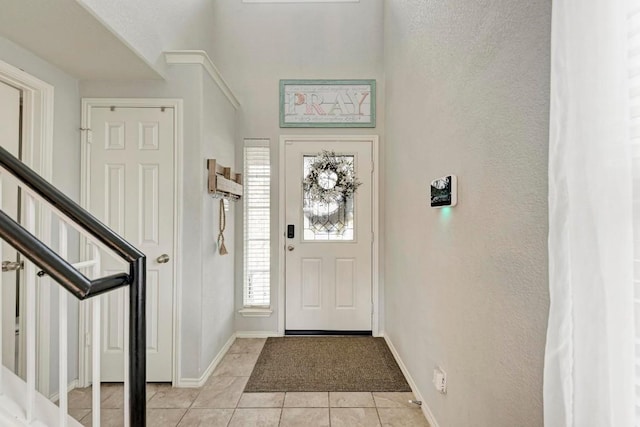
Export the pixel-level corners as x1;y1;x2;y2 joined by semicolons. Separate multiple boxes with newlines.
79;98;183;386
278;135;380;336
0;59;54;396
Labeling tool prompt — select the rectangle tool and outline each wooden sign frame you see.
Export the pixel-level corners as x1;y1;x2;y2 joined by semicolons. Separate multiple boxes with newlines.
279;79;376;128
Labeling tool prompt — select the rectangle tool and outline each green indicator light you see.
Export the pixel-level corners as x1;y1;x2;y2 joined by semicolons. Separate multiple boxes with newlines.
441;207;452;219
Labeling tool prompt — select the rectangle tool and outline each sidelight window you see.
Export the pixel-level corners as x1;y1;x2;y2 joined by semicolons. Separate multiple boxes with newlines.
243;140;271;307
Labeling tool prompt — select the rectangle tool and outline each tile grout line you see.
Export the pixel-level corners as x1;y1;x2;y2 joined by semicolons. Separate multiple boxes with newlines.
373;392;382;427
226;374;243;427
226;408;236;427
276;398;284;427
172;379;205;427
375;405;382;427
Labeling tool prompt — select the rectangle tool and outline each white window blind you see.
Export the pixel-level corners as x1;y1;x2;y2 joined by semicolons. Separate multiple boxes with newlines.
243;140;271;307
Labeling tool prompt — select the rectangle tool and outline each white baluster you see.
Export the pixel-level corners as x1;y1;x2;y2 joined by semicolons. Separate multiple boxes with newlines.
58;221;68;427
25;194;36;423
92;244;101;427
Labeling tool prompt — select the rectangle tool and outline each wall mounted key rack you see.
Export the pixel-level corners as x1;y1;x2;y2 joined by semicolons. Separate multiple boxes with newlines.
207;159;243;200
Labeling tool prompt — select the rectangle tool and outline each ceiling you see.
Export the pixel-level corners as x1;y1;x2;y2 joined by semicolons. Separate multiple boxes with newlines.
0;0;162;80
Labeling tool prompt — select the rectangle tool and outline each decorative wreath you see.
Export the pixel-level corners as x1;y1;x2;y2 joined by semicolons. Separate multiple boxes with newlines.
303;150;362;204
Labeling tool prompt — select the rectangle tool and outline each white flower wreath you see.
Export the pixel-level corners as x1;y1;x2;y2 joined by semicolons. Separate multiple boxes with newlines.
303;150;362;204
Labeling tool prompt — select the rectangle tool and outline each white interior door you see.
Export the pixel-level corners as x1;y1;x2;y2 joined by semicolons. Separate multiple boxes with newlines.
285;137;373;332
0;81;21;372
88;105;174;382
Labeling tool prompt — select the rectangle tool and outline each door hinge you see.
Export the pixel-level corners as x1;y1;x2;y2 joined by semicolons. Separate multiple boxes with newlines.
80;127;92;143
371;160;374;173
85;332;91;347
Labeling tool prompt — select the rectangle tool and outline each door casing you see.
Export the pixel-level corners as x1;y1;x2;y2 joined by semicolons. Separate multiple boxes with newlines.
0;59;54;396
79;98;183;386
278;135;380;336
0;80;22;373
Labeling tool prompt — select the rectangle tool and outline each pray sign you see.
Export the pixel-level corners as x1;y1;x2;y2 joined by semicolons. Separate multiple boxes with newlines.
280;80;376;128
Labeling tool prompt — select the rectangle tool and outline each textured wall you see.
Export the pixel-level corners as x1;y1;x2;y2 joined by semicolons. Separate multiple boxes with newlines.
78;0;216;71
383;1;551;426
0;36;81;227
209;0;385;334
200;72;237;369
80;64;237;380
0;35;81;397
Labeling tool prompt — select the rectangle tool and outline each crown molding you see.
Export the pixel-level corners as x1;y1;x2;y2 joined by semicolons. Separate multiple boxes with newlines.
164;50;240;110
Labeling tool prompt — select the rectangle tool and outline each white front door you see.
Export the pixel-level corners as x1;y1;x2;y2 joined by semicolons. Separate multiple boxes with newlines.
0;81;21;372
87;105;174;382
284;137;373;332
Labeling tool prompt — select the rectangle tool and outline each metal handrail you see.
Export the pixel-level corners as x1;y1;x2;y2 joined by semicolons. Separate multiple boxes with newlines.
0;211;129;298
0;146;146;426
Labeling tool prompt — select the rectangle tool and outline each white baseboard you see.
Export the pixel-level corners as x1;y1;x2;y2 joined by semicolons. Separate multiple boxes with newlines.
177;333;236;388
48;379;78;403
383;334;440;427
235;331;282;339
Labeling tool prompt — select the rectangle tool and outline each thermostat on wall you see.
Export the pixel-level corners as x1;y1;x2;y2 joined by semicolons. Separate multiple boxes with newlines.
430;175;457;208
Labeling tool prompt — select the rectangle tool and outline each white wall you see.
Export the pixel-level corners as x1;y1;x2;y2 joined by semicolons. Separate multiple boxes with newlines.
0;35;82;396
0;37;81;221
2;0;237;389
0;0;237;386
80;63;238;381
383;1;550;426
78;0;216;73
200;74;237;367
209;0;385;334
1;4;553;420
74;0;238;378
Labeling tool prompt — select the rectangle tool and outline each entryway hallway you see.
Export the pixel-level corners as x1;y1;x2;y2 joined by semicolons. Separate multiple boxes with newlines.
66;339;429;426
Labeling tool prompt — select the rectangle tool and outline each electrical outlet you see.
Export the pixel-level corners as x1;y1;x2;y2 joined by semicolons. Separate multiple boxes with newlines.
433;367;447;394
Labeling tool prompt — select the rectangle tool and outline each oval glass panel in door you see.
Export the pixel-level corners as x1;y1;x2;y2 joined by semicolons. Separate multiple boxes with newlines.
302;155;356;241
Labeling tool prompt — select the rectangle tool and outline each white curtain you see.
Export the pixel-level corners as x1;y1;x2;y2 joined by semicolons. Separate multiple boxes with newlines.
545;0;637;426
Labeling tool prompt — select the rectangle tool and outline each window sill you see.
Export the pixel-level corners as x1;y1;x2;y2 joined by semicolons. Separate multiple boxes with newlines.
239;308;273;318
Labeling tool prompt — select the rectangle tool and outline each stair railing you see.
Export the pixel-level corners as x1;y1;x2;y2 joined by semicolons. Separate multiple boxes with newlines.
0;146;146;426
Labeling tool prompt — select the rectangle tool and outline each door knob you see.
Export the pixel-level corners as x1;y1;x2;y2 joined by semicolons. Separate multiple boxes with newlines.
156;254;170;264
287;245;295;252
2;260;24;272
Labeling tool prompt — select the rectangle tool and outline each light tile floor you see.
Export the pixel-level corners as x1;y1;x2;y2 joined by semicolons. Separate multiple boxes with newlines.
67;338;430;427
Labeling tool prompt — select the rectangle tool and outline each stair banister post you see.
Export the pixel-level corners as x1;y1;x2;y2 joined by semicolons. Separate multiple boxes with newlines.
129;256;146;426
58;221;69;427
